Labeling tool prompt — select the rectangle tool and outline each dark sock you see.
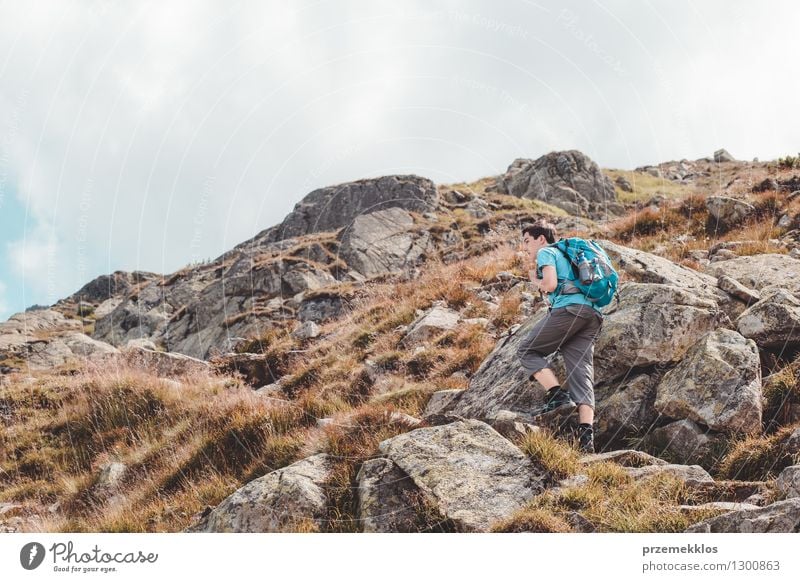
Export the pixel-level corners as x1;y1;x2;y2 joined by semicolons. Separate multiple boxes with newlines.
546;385;562;395
579;422;593;431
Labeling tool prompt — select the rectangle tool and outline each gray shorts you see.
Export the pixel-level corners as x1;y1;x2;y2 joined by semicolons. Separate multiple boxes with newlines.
515;304;604;408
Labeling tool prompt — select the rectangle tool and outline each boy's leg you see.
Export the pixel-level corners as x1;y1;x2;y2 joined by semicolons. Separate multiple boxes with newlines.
560;311;603;424
517;308;591;386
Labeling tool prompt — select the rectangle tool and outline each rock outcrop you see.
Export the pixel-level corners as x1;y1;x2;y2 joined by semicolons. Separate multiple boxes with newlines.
338;207;431;279
594;283;725;383
356;458;420;533
498;151;623;219
0;310;118;370
261;175;438;243
686;498;800;533
188;454;332;532
736;288;800;349
377;420;549;531
654;329;762;434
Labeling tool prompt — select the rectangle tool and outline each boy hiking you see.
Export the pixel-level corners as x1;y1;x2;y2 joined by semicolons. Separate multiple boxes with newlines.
516;221;614;453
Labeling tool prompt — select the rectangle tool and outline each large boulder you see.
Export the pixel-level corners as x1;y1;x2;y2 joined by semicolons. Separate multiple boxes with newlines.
499;151;622;219
188;454;331;532
706;196;755;229
594;283;726;383
597;240;722;300
641;419;715;466
377;420;549;531
61;270;158;305
265;175;438;242
594;373;659;441
1;310;119;370
0;310;82;353
436;312;548;421
777;465;800;499
356;458;420;533
654;329;762;434
736;288;800;349
24;333;119;369
706;254;800;295
338;207;431;278
685;498;800;532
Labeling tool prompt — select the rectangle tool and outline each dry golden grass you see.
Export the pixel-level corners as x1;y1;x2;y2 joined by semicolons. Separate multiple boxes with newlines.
516;430;581;480
0;361;312;532
717;422;800;482
494;463;725;533
604;169;696;204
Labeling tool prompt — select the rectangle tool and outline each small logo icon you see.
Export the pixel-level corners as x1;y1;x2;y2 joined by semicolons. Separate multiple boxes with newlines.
20;542;46;570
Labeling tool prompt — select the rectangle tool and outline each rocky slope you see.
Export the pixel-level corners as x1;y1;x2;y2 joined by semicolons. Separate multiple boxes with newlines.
2;149;800;533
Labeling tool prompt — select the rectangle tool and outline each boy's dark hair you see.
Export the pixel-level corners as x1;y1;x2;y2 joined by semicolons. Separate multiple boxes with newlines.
521;221;557;244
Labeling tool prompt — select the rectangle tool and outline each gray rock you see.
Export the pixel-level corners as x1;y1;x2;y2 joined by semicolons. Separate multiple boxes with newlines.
706;254;800;294
423;389;465;422
402;305;460;346
437;309;549;420
654;329;761;433
678;502;760;516
624;464;714;486
14;332;119;370
717;275;761;305
686;498;800;532
0;309;82;353
594;283;725;383
737;288;800;348
62;270;157;305
298;292;348;323
265;175;438;242
498;151;620;219
338;207;431;278
124;346;209;377
378;420;549;531
713;148;735;162
594;373;659;440
356;458;421;532
96;462;127;489
784;428;800;455
484;409;541;440
615;175;634;192
189;454;331;532
597;240;722;301
291;321;321;340
777;465;800;499
642;419;714;465
710;249;737;262
94;297;124;319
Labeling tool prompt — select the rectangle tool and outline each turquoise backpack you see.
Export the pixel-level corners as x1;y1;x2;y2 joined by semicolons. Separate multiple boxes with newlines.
547;237;619;308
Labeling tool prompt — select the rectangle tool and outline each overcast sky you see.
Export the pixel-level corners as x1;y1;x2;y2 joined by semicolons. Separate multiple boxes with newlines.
0;0;798;320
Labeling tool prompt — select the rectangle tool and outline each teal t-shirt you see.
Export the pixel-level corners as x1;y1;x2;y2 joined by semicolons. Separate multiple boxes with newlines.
536;246;603;313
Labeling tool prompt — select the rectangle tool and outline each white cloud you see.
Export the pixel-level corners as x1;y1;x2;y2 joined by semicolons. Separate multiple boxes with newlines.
0;0;799;311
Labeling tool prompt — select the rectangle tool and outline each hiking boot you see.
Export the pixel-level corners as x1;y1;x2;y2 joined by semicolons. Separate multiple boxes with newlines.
540;387;574;413
577;423;595;454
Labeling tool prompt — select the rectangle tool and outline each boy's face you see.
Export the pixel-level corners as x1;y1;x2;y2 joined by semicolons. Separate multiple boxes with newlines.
521;232;547;262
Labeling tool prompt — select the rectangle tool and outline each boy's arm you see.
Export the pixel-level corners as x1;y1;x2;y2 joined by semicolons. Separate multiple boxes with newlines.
533;249;558;293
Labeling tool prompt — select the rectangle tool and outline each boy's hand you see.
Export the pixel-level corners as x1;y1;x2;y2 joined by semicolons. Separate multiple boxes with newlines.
528;269;542;290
